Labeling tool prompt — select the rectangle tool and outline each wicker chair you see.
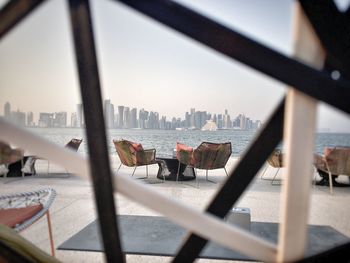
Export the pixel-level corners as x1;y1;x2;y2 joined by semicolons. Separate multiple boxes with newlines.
260;149;283;185
0;188;57;256
176;142;232;185
314;147;350;194
113;139;160;179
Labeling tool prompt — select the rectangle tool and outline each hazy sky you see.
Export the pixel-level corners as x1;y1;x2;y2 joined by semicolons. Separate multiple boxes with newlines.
0;0;349;132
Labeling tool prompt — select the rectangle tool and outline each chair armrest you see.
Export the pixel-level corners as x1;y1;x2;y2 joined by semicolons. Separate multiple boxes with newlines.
136;149;156;165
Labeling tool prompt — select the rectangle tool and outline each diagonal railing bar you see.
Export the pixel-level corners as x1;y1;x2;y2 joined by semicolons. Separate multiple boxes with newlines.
299;0;350;79
0;118;277;262
115;0;350;115
68;0;125;262
0;0;46;39
173;98;285;262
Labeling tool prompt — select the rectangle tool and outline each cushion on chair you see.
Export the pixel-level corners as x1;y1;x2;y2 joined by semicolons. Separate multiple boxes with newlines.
131;142;143;152
176;143;193;165
0;204;43;228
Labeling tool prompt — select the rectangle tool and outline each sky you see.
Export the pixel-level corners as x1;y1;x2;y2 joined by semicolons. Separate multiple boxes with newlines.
0;0;349;132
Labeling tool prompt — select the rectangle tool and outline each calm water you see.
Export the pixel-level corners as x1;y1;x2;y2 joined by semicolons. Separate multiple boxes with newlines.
27;128;350;158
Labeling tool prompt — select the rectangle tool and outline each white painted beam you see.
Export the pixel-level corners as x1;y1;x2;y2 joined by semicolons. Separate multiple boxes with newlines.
277;3;325;262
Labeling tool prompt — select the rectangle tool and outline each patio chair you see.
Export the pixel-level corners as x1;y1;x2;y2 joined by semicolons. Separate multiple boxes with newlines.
23;138;83;175
176;142;232;185
314;147;350;194
260;149;283;185
113;139;161;179
0;141;24;177
0;188;57;256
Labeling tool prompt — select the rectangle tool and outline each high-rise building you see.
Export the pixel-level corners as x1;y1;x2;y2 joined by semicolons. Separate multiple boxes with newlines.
11;110;26;126
71;113;78;127
138;108;148;129
118;106;124;128
38;113;54;127
104;100;114;128
190;108;195;128
185;112;190;128
54;112;67;127
4;102;11;119
123;107;130;128
240;114;246;130
130;108;138;128
77;103;84;128
27;112;34;126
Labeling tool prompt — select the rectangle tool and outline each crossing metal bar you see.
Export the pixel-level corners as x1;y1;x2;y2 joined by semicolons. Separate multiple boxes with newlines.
299;0;350;79
0;0;45;39
116;0;350;114
68;0;125;262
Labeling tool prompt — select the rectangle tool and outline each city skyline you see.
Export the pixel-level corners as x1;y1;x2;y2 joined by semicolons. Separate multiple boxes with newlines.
2;100;261;130
1;0;349;132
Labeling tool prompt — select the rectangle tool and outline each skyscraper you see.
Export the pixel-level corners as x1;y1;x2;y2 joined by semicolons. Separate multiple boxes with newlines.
104;100;114;128
118;106;124;128
27;112;34;126
77;103;84;128
54;112;67;127
123;107;130;128
130;108;138;128
71;113;78;127
4;102;10;119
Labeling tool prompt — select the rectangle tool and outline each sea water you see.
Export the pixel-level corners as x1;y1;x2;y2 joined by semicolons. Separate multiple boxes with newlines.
27;128;350;158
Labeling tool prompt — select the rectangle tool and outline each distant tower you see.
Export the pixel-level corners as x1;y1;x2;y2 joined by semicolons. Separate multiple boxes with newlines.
71;113;78;127
104;100;114;128
27;112;34;126
130;108;137;128
123;107;130;128
4;102;11;119
77;103;84;128
118;106;124;128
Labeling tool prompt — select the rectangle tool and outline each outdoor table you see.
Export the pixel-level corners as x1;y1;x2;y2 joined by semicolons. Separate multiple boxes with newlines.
156;157;195;181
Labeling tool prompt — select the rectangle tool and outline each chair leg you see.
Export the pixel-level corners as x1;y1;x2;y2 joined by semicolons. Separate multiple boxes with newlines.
325;162;333;195
328;171;333;195
271;168;280;185
132;166;137;177
206;170;208;181
260;164;268;179
194;168;199;188
146;165;148;178
116;163;122;175
176;162;181;182
46;210;55;256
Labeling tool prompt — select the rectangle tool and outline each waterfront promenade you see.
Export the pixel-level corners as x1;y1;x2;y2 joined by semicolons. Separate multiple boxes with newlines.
1;157;349;262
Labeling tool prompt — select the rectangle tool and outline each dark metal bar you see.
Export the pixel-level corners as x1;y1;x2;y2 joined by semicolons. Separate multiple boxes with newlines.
299;0;350;80
296;241;350;263
68;1;125;262
173;98;285;262
115;0;350;114
0;0;45;39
